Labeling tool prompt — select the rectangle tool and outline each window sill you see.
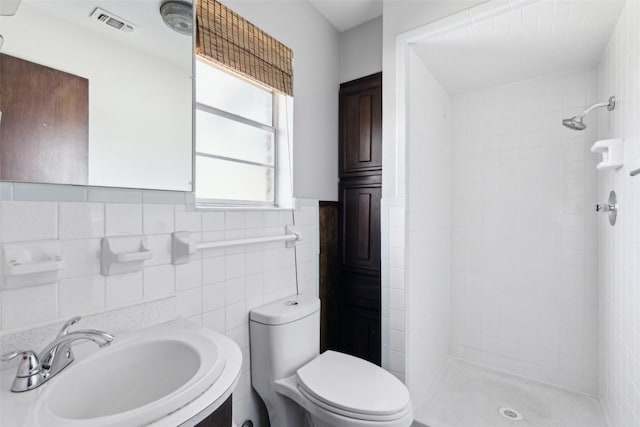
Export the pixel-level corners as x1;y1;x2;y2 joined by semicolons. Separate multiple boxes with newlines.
195;205;294;211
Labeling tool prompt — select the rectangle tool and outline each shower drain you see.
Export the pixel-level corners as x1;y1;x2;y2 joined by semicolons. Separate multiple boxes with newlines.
498;407;523;421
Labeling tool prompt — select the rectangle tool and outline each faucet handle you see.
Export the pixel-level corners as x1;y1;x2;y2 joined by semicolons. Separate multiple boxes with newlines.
1;350;41;377
56;316;82;339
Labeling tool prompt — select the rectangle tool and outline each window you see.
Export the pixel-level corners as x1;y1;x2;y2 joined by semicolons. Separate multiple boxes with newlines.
194;0;294;207
195;60;282;205
195;60;277;205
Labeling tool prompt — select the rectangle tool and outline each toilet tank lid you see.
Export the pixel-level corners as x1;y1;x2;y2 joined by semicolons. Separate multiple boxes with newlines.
249;294;320;325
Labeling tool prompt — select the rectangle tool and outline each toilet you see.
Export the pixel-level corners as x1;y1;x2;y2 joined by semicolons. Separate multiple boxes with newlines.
250;294;413;427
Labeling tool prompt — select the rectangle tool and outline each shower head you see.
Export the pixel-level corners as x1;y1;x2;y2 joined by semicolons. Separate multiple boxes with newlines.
562;116;587;131
562;96;615;131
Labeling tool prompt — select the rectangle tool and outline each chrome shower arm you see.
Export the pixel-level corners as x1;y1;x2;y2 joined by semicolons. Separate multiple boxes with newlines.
581;96;616;117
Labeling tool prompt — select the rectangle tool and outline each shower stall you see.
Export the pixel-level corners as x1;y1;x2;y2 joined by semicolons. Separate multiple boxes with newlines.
381;0;634;425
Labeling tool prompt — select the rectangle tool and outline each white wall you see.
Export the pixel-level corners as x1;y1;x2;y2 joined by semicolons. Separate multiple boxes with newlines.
0;185;319;427
0;2;192;191
222;0;340;201
339;16;382;83
382;0;487;199
405;49;452;404
598;1;640;425
449;69;600;395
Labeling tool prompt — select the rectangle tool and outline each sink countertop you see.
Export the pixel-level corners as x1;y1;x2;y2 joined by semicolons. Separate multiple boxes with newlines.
0;320;242;427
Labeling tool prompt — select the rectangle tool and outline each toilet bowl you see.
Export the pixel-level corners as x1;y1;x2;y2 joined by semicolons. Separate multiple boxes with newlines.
249;295;413;427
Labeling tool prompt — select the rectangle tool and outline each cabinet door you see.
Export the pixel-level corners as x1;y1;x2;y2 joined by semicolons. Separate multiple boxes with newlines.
339;73;382;177
340;177;381;274
0;53;88;184
340;305;381;366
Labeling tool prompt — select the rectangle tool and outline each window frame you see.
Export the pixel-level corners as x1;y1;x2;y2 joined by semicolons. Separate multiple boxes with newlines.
194;60;279;207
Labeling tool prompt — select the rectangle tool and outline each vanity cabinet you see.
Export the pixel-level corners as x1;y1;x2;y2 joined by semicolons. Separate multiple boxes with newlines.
194;395;232;427
0;53;89;185
336;73;382;366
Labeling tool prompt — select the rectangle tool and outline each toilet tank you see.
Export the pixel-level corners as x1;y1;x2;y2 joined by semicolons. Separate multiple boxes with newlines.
250;295;320;384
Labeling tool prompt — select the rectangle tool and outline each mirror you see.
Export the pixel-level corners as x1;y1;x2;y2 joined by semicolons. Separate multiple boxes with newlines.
0;0;193;191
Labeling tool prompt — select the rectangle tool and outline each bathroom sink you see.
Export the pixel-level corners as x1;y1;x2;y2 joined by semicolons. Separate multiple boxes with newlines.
31;327;226;427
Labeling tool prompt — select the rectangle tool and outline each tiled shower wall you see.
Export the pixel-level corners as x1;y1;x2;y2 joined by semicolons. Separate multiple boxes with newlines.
404;49;452;405
0;183;319;426
449;69;600;394
598;1;640;425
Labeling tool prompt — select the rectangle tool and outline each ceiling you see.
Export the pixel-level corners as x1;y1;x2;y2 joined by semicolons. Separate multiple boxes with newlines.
307;0;382;32
20;0;192;69
412;0;625;94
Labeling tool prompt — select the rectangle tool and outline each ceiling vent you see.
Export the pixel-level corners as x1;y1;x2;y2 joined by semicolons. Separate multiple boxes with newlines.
89;7;135;33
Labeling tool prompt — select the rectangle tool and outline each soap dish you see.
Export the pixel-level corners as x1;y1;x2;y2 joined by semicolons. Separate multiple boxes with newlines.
591;138;623;170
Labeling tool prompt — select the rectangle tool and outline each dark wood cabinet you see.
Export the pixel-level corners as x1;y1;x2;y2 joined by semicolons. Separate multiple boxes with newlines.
195;395;233;427
341;304;381;364
340;176;382;275
339;73;382;177
335;73;382;366
0;53;89;185
319;201;339;353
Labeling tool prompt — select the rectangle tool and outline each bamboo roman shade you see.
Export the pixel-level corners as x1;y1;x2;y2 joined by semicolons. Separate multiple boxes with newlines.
197;0;293;96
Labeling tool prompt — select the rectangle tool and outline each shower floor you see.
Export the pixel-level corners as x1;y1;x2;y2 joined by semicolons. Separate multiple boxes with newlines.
414;359;605;427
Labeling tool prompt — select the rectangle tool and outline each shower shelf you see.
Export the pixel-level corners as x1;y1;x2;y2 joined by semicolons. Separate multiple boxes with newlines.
591;138;623;170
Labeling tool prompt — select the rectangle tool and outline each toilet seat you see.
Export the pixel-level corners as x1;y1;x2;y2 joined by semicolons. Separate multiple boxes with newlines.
296;351;410;421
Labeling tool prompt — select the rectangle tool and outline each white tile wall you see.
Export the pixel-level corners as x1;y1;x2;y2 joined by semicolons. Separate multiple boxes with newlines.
598;1;640;425
0;190;319;427
381;197;406;383
404;49;452;404
449;68;600;395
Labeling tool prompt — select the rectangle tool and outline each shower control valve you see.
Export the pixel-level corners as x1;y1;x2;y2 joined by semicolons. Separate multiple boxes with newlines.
595;203;615;212
596;190;617;226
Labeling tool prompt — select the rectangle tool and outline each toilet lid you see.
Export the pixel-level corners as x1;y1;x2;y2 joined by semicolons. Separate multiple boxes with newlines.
296;351;410;417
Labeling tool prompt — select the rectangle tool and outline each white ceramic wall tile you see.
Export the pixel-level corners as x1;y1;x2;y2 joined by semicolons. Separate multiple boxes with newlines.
176;288;201;318
174;205;201;232
598;2;640;425
1;201;57;242
143;204;174;235
59;275;105;318
61;239;102;278
448;68;599;395
105;203;142;236
59;203;104;239
225;212;245;230
225;278;246;305
2;283;58;330
143;264;175;300
202;212;225;231
144;234;173;266
203;256;226;285
202;307;225;333
226;301;247;330
175;260;202;291
226;254;246;279
203;282;226;312
105;271;143;307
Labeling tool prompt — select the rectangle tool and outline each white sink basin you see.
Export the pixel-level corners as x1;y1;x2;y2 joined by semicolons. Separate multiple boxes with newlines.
31;327;226;427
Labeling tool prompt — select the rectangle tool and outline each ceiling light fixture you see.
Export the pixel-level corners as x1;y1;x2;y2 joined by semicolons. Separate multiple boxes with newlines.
160;1;192;36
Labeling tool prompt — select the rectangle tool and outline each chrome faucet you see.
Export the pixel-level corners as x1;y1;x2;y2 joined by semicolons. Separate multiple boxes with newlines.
0;316;114;392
